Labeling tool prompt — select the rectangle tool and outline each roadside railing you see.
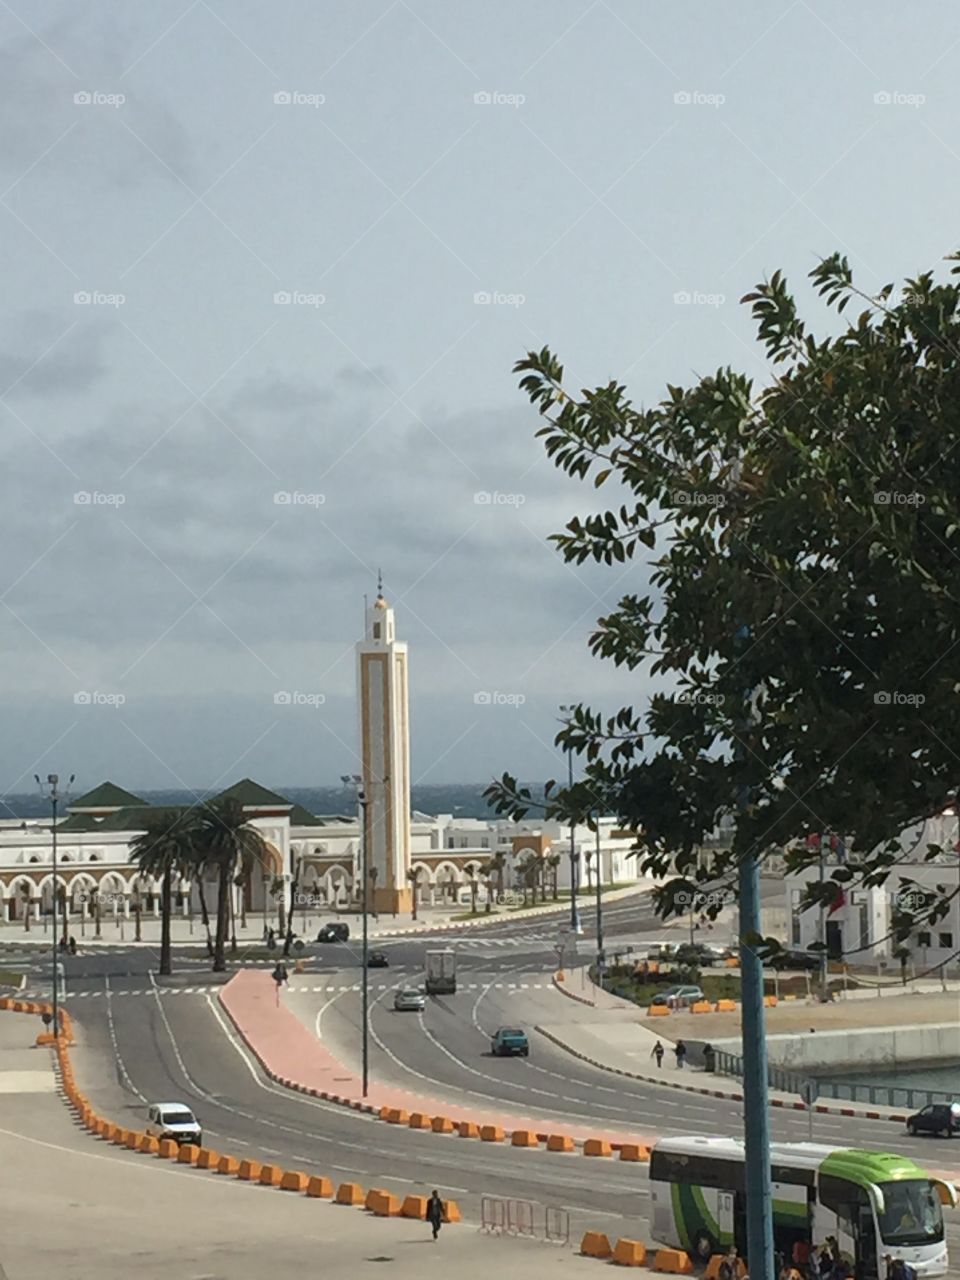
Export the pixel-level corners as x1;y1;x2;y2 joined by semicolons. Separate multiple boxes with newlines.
713;1048;954;1110
480;1197;570;1246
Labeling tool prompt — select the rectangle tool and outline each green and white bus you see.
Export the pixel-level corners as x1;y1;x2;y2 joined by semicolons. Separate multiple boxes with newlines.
649;1138;957;1277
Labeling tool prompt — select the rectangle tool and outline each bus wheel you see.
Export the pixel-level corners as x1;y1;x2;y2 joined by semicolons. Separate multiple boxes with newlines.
692;1230;715;1261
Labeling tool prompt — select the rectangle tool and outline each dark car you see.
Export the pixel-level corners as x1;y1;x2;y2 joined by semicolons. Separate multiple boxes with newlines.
906;1103;960;1138
770;948;820;971
367;951;389;968
316;922;350;943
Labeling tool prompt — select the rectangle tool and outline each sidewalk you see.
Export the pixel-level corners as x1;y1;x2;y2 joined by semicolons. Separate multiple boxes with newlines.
219;969;653;1150
543;968;957;1127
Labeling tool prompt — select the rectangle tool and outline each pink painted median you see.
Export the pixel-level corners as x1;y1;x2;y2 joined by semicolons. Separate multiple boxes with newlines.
219;970;653;1151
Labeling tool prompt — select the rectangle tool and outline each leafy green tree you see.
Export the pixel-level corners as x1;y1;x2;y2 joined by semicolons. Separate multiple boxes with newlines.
488;252;960;945
192;799;271;972
130;810;195;976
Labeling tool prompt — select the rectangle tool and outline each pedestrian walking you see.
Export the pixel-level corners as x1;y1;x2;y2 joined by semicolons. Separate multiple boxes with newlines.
674;1039;687;1069
271;962;288;1006
651;1040;665;1069
427;1189;444;1241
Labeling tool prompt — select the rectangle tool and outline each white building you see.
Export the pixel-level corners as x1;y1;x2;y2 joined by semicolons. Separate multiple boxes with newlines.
784;816;960;975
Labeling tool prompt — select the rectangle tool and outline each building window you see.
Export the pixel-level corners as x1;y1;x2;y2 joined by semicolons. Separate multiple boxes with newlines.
373;624;381;640
938;932;953;948
918;932;931;947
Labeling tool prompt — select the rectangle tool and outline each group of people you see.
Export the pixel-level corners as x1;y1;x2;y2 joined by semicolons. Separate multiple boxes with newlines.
650;1039;686;1069
58;936;78;954
773;1237;916;1280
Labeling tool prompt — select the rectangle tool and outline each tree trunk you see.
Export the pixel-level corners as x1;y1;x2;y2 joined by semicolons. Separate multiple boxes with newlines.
159;866;172;976
213;860;231;972
411;878;418;921
196;876;214;957
283;864;301;957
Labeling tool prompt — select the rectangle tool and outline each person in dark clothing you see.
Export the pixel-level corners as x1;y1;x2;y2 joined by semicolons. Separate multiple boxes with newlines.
651;1040;665;1068
427;1189;444;1240
674;1039;687;1069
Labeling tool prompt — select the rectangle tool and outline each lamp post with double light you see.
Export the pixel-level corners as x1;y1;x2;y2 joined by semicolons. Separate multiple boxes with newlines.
35;773;74;1036
342;773;370;1096
559;705;581;934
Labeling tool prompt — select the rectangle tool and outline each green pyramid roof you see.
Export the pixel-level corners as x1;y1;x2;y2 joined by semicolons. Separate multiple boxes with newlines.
288;803;325;827
211;779;292;809
69;782;148;812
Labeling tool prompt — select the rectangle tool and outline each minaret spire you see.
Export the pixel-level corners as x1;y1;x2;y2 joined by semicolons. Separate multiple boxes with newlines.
377;567;383;597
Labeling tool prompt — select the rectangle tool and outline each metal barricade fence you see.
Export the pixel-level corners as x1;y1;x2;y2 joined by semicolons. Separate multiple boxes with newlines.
480;1196;505;1234
544;1207;570;1246
506;1198;536;1237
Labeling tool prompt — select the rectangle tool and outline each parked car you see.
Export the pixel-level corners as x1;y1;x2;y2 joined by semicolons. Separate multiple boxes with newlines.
367;950;389;968
779;948;821;971
316;922;350;943
673;944;716;968
491;1027;529;1057
650;984;704;1008
393;988;426;1012
906;1103;960;1137
145;1102;202;1147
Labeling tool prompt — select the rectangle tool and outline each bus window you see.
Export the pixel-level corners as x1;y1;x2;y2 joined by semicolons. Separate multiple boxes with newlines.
876;1181;944;1248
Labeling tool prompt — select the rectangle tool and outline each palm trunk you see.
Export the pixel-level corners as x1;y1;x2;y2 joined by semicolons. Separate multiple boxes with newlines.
213;860;231;972
159;866;172;976
196;876;214;957
283;864;301;957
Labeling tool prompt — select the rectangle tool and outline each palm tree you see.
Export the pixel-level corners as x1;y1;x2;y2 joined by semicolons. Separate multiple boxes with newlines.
484;876;494;913
282;855;302;958
487;851;507;902
191;798;271;973
547;854;561;901
368;865;378;919
131;811;195;977
19;879;31;931
407;867;421;920
469;876;479;915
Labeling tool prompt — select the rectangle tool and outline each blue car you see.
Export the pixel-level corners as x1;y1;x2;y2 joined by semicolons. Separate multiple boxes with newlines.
491;1027;529;1057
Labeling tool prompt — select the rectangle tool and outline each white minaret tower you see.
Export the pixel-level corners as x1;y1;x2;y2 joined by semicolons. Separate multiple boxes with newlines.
356;572;412;915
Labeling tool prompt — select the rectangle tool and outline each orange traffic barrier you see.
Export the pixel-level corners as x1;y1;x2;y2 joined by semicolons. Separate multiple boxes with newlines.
401;1194;429;1219
335;1182;365;1206
385;1108;409;1125
35;1032;56;1046
431;1116;454;1134
480;1125;504;1142
653;1248;694;1273
581;1231;613;1258
158;1139;179;1159
613;1239;648;1267
101;1123;119;1142
584;1139;613;1157
216;1155;240;1175
196;1148;220;1169
177;1144;200;1165
690;1001;713;1014
237;1159;262;1181
647;1005;670;1017
125;1131;142;1150
259;1165;283;1186
763;995;778;1007
111;1128;130;1146
458;1121;480;1138
511;1130;538;1147
280;1171;308;1192
408;1112;432;1130
547;1134;574;1153
378;1105;393;1121
715;999;737;1012
306;1175;333;1198
92;1118;106;1136
724;957;738;968
619;1144;649;1162
443;1200;461;1223
367;1189;401;1217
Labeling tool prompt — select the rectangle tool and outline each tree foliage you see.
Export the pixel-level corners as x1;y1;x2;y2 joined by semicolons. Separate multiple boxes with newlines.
487;253;960;943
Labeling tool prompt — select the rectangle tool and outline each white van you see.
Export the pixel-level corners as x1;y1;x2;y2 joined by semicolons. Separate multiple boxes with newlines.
145;1101;202;1146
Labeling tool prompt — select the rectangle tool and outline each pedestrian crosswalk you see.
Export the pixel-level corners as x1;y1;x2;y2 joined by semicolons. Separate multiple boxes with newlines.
20;978;553;1000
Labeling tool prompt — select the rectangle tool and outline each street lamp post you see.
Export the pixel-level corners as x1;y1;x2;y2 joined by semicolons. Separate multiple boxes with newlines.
343;773;369;1097
35;773;74;1037
594;813;604;988
559;705;581;934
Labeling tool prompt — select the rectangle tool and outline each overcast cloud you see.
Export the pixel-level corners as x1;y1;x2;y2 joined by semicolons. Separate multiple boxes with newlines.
3;2;959;796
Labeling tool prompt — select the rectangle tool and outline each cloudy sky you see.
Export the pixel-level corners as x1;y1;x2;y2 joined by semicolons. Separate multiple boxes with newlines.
2;2;958;798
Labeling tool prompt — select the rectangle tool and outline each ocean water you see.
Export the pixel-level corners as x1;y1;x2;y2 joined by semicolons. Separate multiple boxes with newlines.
815;1063;960;1095
1;782;547;821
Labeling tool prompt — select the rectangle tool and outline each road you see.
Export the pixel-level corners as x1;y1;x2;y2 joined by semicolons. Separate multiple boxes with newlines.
47;881;960;1260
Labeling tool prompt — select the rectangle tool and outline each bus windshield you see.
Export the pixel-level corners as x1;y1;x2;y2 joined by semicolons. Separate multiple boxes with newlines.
877;1180;944;1246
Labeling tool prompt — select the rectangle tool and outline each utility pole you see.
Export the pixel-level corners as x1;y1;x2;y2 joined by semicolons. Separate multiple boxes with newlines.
594;813;604;987
559;705;581;934
818;836;828;998
343;773;369;1096
36;773;74;1037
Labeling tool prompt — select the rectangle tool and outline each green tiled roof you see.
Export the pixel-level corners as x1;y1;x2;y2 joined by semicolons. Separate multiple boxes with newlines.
288;803;324;827
212;779;292;809
69;782;148;811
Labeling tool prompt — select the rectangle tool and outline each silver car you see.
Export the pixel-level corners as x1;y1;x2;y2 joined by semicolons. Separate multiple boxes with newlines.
393;988;426;1012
